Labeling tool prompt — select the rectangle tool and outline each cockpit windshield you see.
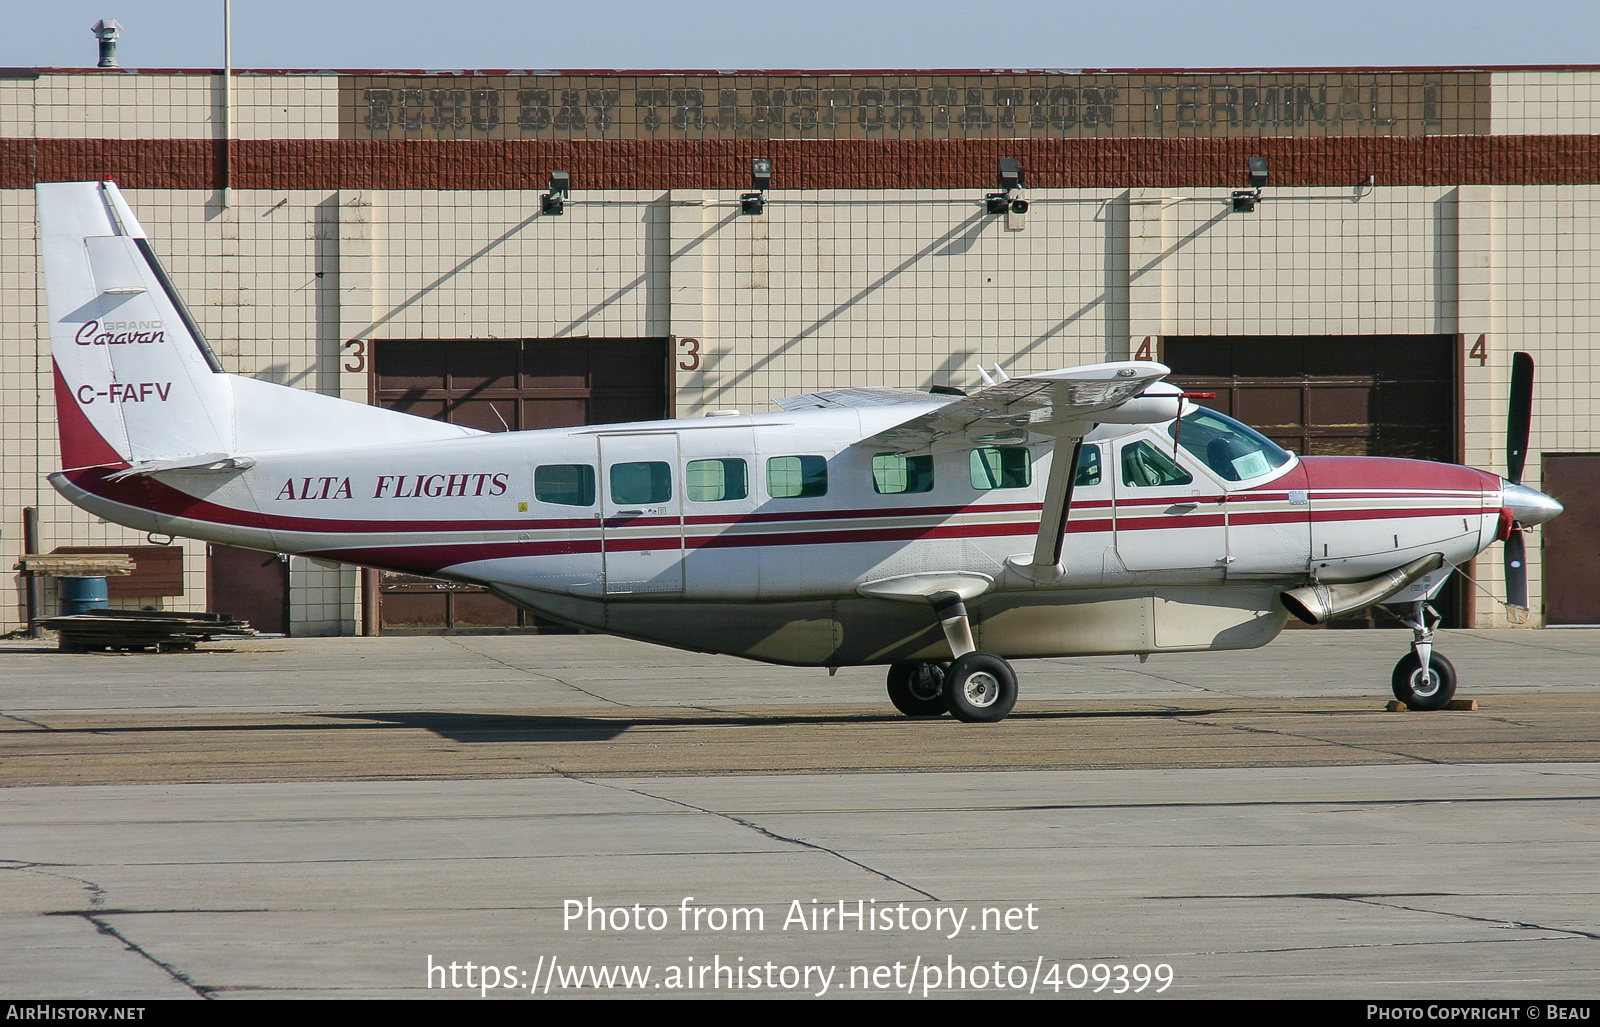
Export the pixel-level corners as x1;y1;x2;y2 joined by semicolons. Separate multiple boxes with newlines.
1166;407;1292;482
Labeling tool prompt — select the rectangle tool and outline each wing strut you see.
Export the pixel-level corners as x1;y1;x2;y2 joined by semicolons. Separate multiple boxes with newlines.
1024;436;1085;578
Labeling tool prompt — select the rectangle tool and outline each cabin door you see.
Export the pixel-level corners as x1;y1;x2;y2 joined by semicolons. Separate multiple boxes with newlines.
598;432;685;595
1110;437;1228;576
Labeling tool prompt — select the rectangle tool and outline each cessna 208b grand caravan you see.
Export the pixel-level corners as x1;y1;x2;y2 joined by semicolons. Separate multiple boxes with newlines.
39;181;1564;721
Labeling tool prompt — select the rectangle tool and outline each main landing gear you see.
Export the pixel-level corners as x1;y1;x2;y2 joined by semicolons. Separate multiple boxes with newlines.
1391;600;1457;710
884;591;1019;722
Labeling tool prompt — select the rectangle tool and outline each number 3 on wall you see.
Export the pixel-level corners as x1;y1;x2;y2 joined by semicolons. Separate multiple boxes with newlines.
676;337;701;371
342;339;367;373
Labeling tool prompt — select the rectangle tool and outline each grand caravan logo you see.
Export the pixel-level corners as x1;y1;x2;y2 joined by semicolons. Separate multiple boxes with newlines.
74;318;167;345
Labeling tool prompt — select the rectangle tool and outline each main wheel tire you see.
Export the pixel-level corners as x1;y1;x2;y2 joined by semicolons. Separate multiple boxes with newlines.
1391;651;1457;710
886;661;948;717
943;652;1018;723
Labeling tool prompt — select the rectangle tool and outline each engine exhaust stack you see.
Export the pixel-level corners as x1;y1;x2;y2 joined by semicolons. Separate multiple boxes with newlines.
1280;553;1446;625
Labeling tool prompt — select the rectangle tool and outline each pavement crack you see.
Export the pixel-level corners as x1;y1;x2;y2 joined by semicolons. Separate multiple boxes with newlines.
3;860;106;907
1098;666;1246;697
0;710;53;730
1341;895;1600;940
1171;712;1445;765
79;913;214;998
440;637;628;707
560;773;938;901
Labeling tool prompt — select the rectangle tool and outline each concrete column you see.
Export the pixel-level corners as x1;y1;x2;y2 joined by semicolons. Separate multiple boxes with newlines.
1126;187;1177;358
1457;185;1514;626
290;190;379;636
668;190;713;416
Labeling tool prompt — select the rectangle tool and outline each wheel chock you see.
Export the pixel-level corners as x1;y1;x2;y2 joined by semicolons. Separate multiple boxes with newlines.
1384;698;1477;712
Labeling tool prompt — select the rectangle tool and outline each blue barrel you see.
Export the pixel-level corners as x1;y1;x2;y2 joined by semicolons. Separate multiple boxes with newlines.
59;576;109;616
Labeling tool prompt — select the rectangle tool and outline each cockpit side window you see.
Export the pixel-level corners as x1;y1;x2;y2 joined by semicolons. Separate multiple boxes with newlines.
1167;408;1292;482
1121;440;1193;488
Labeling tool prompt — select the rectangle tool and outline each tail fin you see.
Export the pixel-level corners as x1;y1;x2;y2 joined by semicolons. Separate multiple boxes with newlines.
39;181;234;470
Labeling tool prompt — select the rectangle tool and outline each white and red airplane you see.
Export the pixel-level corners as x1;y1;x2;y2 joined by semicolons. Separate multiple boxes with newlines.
38;181;1563;721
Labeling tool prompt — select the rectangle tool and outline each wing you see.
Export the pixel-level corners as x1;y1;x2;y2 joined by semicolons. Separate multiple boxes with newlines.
856;361;1176;452
774;386;953;412
847;361;1180;582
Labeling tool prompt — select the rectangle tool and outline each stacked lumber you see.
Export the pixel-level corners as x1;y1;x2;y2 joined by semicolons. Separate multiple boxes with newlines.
16;554;134;576
35;608;257;652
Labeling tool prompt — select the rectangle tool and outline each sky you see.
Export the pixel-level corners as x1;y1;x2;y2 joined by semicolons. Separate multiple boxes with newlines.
1;0;1597;71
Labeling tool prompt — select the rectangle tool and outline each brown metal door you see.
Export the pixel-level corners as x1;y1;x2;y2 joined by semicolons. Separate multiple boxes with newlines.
1542;454;1600;625
207;544;288;634
370;337;669;631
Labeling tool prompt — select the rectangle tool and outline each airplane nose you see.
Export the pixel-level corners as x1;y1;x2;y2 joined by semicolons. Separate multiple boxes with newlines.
1502;480;1564;525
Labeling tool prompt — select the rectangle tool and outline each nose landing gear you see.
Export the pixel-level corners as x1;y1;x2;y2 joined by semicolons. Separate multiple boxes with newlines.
1392;600;1457;710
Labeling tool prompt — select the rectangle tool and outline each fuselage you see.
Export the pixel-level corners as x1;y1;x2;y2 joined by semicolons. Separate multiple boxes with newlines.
50;401;1507;665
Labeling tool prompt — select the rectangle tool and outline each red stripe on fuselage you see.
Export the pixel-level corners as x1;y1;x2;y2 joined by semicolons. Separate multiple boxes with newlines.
65;455;1497;577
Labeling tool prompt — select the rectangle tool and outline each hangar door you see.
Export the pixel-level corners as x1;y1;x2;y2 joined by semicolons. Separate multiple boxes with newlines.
372;338;669;632
1163;335;1463;626
1542;454;1600;625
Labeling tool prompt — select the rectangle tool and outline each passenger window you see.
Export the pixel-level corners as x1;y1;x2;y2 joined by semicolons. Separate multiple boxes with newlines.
1074;444;1102;487
534;464;595;506
610;461;672;505
970;446;1031;490
686;458;748;502
767;455;827;498
1121;440;1193;487
872;453;934;494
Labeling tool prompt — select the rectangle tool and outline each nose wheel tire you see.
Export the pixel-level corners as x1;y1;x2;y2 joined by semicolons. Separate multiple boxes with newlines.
886;661;949;717
1391;651;1457;710
943;652;1018;722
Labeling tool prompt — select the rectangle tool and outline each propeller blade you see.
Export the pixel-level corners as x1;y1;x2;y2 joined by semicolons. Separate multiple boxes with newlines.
1504;529;1529;610
1506;351;1534;484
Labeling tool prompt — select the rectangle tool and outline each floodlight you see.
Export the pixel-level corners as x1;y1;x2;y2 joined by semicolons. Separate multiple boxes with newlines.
541;170;569;216
997;158;1023;192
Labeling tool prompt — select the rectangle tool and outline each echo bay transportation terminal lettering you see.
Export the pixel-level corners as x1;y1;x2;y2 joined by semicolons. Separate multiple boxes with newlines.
564;898;1041;940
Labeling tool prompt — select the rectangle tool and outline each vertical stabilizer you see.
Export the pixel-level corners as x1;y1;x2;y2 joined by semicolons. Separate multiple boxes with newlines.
38;181;234;470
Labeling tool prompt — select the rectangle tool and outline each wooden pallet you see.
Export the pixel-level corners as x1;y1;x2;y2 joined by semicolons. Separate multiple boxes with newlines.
35;609;257;652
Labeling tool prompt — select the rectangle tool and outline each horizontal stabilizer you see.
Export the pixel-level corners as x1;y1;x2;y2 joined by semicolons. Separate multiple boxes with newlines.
104;453;257;480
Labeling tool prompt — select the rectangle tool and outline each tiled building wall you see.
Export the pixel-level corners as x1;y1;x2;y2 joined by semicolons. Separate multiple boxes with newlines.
679;190;1120;414
364;190;667;343
0;72;339;139
1493;71;1600;135
1462;185;1600;617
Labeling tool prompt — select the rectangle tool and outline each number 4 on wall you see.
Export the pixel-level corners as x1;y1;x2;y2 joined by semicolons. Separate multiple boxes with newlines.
1469;334;1488;366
